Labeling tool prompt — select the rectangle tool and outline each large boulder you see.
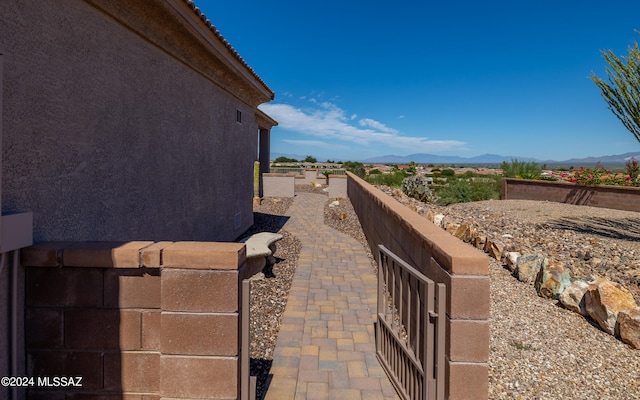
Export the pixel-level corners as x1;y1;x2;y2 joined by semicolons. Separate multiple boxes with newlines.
559;280;589;316
585;278;638;335
535;260;571;300
618;308;640;349
514;254;545;284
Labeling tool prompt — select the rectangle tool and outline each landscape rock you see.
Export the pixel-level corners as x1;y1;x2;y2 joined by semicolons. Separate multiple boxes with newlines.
425;210;435;223
457;224;475;242
559;280;590;316
433;213;444;228
473;234;487;250
514;254;546;284
535;260;571;299
445;222;460;235
503;252;520;272
618;308;640;349
585;277;638;335
329;200;340;207
485;239;504;260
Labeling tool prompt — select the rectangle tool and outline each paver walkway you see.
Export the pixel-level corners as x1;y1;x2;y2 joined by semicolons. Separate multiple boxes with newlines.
264;192;399;400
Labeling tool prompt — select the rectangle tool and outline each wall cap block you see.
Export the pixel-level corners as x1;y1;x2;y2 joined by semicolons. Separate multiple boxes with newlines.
21;241;76;267
161;241;246;270
141;241;174;267
62;241;154;268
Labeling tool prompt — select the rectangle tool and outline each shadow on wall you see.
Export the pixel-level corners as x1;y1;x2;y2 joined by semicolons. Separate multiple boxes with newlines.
564;188;595;205
542;217;640;242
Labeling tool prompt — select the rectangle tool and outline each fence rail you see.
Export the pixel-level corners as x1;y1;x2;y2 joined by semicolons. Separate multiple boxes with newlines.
376;245;446;400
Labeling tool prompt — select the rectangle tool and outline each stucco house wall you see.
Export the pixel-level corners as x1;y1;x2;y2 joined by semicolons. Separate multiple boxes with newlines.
0;0;274;243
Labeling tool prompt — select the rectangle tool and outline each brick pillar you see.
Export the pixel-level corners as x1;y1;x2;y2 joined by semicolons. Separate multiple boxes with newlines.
160;242;246;400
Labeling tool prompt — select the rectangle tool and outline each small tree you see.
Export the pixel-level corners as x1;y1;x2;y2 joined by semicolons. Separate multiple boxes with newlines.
303;155;317;163
591;36;640;144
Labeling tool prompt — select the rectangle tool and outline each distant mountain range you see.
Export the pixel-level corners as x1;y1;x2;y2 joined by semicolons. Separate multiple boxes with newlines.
271;151;640;165
360;151;640;165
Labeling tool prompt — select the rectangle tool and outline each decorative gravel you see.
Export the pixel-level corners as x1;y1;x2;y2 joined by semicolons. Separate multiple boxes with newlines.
248;187;640;400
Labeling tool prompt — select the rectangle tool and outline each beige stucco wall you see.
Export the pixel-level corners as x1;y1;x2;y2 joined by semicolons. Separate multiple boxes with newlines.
1;0;271;242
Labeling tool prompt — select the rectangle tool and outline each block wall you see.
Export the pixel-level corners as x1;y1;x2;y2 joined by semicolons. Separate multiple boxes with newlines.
346;173;489;400
262;173;296;198
21;241;248;400
328;175;348;198
294;170;327;185
502;178;640;212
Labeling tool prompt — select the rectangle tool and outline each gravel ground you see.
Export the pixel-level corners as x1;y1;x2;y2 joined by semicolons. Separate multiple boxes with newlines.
244;196;298;399
248;186;640;399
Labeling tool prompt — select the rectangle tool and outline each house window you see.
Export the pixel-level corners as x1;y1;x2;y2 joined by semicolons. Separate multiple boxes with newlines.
236;109;242;124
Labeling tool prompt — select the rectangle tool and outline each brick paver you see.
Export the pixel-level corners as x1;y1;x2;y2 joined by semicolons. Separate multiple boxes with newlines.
264;193;399;400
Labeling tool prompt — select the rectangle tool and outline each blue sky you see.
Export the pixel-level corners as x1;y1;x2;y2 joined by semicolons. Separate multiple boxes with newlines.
196;0;640;162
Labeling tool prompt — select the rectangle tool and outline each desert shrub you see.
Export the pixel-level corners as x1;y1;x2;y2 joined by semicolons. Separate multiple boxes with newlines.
501;159;541;179
400;175;436;203
440;169;455;177
626;159;639;182
434;177;501;205
366;170;407;187
343;161;366;178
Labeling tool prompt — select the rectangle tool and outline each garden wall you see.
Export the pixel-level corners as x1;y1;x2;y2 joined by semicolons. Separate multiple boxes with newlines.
346;172;490;400
262;173;296;197
21;240;249;400
502;178;640;212
295;169;327;185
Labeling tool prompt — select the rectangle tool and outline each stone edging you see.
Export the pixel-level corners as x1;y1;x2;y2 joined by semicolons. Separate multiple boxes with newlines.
427;211;640;350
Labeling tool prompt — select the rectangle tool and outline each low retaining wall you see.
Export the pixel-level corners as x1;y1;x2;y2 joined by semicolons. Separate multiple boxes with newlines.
263;173;296;197
346;173;489;400
295;169;326;185
502;178;640;212
262;170;345;198
328;174;347;198
21;241;249;399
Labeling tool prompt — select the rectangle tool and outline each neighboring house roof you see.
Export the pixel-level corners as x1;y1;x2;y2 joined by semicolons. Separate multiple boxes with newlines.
182;0;274;100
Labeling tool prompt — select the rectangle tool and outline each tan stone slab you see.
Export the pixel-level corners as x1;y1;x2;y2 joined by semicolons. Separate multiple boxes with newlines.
161;241;246;270
63;241;154;268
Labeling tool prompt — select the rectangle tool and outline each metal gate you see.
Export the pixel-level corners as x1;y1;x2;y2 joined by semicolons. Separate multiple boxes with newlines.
376;245;446;400
241;279;256;400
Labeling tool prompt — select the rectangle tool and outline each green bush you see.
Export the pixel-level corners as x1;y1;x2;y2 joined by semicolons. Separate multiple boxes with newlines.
434;177;501;205
440;169;455;177
365;170;407;187
501;159;541;179
343;161;366;178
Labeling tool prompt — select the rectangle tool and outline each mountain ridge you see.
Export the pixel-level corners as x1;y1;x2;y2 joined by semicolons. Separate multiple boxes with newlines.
271;151;640;165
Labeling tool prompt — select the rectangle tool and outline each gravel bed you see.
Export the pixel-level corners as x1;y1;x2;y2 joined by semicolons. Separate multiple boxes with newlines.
249;187;640;399
244;197;298;399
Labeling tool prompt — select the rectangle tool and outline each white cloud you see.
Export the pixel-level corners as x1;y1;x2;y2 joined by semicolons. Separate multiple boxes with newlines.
282;139;350;150
358;118;398;134
259;102;466;153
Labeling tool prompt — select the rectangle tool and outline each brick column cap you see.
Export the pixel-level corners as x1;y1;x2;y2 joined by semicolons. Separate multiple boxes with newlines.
161;242;246;270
